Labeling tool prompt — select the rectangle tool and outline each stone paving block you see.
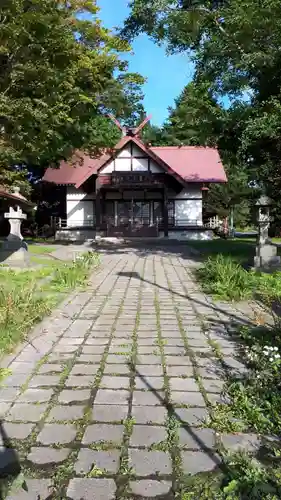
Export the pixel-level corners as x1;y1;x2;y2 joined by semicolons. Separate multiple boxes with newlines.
202;379;224;394
0;402;11;416
103;363;131;375
95;389;130;405
17;388;53;403
100;376;130;389
220;433;261;452
6;403;48;422
8;361;37;374
15;348;44;364
106;354;129;364
163;346;186;355
224;357;248;374
92;404;128;423
137;338;158;346
136;355;162;365
58;389;91;404
169;377;200;392
47;405;84;422
135;346;155;354
48;352;74;362
166;365;194;377
175;407;209;427
65;375;95;387
165;356;193;366
132;406;167;425
132;391;165;407
57;337;84;346
69;364;99;376
27;447;70;465
2;422;34;439
65;319;93;337
0;388;20;402
135;365;163;377
6;478;52;500
161;338;185;347
67;478;116;500
53;344;78;353
181;450;221;474
178;427;215;450
28;375;61;387
75;448;120;474
82;424;124;445
187;339;209;347
37;423;77;445
137;331;158;337
135;376;164;390
129;449;172;476
171;391;206;407
85;338;109;345
130;425;166;447
82;345;106;354
130;480;172;497
37;364;63;374
2;373;30;388
77;354;103;363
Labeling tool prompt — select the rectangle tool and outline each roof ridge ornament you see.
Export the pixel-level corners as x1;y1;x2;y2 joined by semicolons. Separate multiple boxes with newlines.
108;114;152;138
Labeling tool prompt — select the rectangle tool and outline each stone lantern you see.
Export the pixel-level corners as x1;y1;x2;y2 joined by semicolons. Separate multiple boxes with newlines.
254;195;280;269
0;187;30;266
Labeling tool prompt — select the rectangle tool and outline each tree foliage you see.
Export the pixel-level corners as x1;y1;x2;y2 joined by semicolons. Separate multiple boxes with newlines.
0;0;145;193
123;0;281;225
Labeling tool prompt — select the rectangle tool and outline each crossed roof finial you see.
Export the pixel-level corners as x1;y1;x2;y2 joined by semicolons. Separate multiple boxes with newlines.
108;114;152;138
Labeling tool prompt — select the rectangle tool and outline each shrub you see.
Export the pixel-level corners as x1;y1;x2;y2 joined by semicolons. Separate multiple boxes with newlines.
196;254;254;301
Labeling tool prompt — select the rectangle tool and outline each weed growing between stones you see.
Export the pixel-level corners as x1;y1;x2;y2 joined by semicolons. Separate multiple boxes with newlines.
195;253;281;302
181;450;281;499
0;251;100;358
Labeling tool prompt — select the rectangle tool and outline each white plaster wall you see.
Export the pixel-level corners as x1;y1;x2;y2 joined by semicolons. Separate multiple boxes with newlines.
101;159;114;174
115;157;131;171
132;157;148;171
56;229;96;242
150;160;163;173
99;142;164;174
66;187;94;227
170;186;202;199
159;230;213;241
174;199;202;226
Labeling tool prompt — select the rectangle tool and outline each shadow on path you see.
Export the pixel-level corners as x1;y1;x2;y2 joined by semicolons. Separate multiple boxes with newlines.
117;271;254;328
0;422;21;500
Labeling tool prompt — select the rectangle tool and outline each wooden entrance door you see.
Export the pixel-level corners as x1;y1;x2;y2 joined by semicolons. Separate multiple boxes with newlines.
106;199;158;237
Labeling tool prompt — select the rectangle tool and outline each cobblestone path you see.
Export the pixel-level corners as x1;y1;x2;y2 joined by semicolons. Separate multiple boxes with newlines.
0;247;259;499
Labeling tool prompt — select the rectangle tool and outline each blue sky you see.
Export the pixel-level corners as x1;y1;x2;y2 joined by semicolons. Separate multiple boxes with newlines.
97;0;194;126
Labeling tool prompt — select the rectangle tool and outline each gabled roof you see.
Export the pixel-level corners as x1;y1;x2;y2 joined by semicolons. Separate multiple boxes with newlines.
43;136;227;186
0;186;33;207
151;146;227;183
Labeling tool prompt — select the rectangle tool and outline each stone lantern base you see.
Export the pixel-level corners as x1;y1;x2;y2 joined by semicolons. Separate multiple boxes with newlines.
0;205;30;267
1;240;29;267
254;243;280;270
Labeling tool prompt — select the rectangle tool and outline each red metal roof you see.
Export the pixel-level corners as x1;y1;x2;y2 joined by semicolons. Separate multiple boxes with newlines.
0;186;33;206
151;146;227;183
43;137;227;186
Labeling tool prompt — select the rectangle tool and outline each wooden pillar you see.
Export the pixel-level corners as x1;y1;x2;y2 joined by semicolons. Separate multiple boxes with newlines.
163;188;169;237
95;178;101;233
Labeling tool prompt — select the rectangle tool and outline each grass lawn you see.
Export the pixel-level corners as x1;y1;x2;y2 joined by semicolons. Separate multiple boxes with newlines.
190;237;281;302
27;244;56;254
189;237;281;263
0;251;99;359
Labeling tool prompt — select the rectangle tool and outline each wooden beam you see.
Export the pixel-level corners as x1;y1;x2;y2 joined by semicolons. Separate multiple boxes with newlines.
163;188;169;237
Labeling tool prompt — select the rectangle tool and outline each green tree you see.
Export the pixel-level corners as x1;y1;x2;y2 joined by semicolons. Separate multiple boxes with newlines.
163;81;224;146
0;0;145;193
123;0;281;225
